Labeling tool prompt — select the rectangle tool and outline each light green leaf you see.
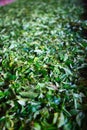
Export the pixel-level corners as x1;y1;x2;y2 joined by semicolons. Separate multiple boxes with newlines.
33;123;41;130
58;112;66;128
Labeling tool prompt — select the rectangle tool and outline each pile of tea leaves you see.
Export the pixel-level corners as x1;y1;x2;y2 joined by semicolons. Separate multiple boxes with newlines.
0;0;87;130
